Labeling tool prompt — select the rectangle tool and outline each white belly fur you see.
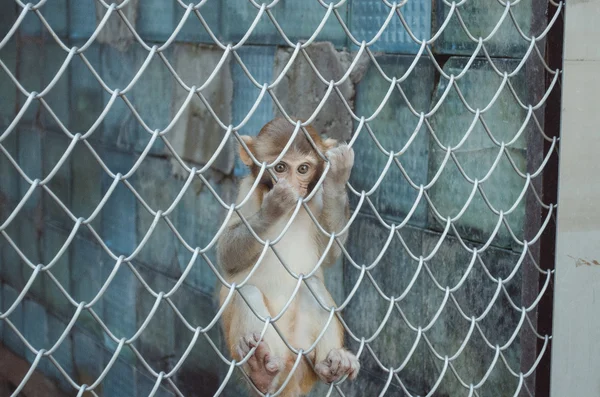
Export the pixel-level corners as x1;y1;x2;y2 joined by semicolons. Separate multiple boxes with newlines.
230;196;324;319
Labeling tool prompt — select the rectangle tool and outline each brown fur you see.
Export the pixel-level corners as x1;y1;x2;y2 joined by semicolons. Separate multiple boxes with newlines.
238;118;337;187
219;118;359;396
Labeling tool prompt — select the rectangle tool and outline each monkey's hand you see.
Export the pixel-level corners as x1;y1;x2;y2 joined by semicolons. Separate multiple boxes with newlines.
262;179;299;219
324;144;354;191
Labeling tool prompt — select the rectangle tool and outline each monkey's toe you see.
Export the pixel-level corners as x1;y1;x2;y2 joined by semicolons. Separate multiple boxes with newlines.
237;333;283;392
236;332;260;359
315;349;360;383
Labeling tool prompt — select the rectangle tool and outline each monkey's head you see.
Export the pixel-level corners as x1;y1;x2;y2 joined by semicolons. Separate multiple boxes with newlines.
238;118;338;197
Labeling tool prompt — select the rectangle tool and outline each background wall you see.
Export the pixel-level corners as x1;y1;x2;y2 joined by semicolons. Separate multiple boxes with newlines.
0;1;558;396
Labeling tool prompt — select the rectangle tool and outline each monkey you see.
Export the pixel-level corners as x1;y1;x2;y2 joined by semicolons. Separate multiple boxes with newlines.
217;118;359;397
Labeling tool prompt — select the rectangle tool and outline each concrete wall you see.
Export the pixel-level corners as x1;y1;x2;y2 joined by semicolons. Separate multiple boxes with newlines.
550;1;600;396
0;1;553;396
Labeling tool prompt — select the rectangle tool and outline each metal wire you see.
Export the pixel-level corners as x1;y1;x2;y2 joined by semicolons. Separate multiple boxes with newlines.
0;0;562;396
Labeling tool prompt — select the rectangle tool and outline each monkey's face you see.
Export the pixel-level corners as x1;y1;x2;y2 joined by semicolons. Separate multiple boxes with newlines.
268;152;320;197
238;118;338;197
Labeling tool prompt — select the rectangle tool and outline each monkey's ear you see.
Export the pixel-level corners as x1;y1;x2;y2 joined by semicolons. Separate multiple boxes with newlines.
322;138;338;151
238;135;255;166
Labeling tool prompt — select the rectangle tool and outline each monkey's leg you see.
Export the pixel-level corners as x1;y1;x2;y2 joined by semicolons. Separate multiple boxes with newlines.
221;285;289;394
299;279;360;384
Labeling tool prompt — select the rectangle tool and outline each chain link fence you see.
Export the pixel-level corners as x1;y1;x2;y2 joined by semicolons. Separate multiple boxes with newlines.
0;0;563;396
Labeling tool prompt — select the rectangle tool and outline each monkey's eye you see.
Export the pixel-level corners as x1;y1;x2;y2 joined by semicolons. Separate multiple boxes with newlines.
297;164;309;174
274;163;287;173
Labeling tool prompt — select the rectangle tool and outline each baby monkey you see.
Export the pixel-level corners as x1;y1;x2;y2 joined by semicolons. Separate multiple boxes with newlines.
217;118;359;396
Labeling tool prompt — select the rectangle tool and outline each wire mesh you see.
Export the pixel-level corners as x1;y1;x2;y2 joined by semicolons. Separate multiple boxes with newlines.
0;0;562;396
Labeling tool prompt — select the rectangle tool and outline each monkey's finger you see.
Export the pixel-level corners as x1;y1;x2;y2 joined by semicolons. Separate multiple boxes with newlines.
339;353;351;376
245;334;258;348
236;344;248;361
243;344;260;372
328;351;341;374
348;360;360;380
346;146;355;165
315;362;332;382
238;336;254;355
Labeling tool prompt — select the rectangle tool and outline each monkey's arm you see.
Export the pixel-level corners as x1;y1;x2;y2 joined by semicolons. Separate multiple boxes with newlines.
217;180;298;276
217;211;274;276
317;145;354;266
317;187;350;266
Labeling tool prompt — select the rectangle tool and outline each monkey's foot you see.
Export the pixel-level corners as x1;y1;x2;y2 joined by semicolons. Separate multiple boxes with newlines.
315;349;360;383
237;333;283;392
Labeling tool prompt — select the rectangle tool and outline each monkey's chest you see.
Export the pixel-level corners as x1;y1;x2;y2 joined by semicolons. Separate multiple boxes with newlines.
272;215;319;272
254;212;321;293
